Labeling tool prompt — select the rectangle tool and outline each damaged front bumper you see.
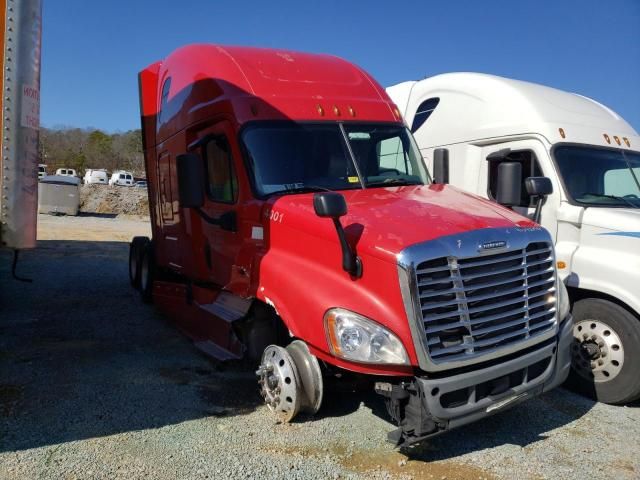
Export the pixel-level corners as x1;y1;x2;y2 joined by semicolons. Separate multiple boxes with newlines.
376;314;573;447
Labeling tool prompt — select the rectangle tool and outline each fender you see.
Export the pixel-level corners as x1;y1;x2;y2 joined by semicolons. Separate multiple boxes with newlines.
255;239;419;376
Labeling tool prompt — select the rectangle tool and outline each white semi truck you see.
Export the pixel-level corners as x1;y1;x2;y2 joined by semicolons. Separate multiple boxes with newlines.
0;0;42;274
387;73;640;404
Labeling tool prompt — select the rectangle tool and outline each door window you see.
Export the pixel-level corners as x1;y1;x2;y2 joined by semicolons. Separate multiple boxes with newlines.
487;150;543;207
204;136;238;203
377;137;417;176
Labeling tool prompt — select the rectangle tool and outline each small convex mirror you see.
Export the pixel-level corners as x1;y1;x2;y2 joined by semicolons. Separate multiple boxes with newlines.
525;177;553;197
313;192;347;218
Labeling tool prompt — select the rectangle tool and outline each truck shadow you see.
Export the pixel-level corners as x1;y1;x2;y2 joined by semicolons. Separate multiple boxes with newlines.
77;212;119;219
399;388;596;461
0;241;262;454
314;376;597;459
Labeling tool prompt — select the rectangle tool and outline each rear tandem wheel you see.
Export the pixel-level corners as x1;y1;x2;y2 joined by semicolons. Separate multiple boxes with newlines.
129;236;149;289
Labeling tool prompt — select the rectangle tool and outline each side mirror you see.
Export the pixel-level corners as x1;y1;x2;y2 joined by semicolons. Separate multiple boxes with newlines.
495;162;522;207
313;192;362;278
525;176;553;223
433;148;449;184
525;176;553;197
177;153;205;209
313;191;347;218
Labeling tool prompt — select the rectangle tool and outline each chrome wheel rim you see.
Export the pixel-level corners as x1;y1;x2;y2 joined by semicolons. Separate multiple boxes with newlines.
256;345;301;422
571;319;624;382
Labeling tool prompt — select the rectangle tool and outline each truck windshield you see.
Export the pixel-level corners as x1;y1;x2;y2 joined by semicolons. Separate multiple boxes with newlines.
554;145;640;208
241;122;430;197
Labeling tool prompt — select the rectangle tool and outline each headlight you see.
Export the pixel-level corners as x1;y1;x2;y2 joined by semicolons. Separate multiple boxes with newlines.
557;278;570;320
324;308;409;365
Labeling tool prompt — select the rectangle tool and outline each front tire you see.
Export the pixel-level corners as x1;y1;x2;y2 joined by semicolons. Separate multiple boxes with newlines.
568;298;640;404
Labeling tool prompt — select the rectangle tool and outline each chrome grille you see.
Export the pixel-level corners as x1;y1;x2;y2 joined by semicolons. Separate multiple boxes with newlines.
415;242;556;363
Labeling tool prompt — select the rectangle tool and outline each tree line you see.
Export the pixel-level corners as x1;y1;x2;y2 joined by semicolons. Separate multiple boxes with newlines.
40;127;144;176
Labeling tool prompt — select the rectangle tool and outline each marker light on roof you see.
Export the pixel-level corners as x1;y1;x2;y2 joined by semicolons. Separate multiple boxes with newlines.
393;106;401;119
613;136;621;146
558;128;566;139
604;133;611;144
623;137;631;147
348;105;356;117
333;105;341;116
316;104;324;116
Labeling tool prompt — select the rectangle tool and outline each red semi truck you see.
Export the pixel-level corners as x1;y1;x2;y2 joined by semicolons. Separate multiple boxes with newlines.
132;44;573;446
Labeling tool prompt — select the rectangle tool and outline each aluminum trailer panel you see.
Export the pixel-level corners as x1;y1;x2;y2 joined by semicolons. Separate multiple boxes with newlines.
0;0;42;250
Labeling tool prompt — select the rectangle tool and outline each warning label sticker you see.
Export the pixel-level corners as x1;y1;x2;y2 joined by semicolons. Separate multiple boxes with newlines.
21;84;40;130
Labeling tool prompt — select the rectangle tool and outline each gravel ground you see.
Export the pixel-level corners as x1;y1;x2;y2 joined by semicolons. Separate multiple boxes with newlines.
0;215;638;479
80;184;149;217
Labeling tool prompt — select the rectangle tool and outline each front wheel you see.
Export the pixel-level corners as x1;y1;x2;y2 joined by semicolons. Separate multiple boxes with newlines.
568;298;640;404
256;341;324;423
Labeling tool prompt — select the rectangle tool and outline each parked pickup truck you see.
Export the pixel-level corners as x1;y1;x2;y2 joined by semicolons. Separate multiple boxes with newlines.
387;73;640;404
131;45;572;446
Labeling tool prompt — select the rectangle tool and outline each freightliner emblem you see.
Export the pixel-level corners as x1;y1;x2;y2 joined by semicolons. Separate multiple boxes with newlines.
479;240;507;251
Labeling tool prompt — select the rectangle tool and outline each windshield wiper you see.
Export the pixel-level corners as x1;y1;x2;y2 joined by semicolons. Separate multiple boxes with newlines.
270;185;331;196
581;192;639;207
366;178;423;188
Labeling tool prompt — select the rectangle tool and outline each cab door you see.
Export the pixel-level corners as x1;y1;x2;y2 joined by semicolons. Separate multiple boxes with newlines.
480;140;560;240
196;121;241;288
157;149;183;270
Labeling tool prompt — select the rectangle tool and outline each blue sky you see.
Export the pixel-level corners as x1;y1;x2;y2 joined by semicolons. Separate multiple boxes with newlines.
41;0;640;132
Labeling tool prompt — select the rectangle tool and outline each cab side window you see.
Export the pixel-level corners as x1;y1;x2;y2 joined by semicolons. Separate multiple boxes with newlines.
411;97;440;133
158;77;171;125
488;150;543;207
205;136;238;203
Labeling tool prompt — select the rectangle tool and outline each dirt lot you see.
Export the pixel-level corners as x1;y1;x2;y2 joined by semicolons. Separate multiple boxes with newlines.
79;184;149;217
1;214;639;479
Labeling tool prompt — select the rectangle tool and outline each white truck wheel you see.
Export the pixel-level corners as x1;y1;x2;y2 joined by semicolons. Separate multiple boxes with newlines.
568;298;640;404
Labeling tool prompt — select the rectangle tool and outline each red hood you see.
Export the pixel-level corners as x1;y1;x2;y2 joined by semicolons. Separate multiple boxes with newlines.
269;184;536;263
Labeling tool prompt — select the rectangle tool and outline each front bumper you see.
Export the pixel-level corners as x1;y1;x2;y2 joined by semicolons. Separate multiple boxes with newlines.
377;314;573;446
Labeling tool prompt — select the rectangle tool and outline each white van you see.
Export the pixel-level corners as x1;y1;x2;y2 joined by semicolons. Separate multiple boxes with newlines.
109;170;134;186
84;169;108;185
38;164;47;180
55;167;77;177
387;73;640;404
